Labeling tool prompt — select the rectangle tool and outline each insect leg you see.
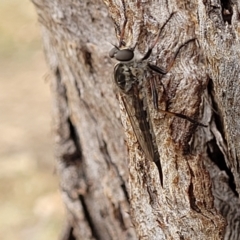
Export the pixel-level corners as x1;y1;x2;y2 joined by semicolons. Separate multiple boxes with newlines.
158;108;207;127
118;0;127;47
147;38;196;76
148;67;206;126
165;38;196;72
148;63;167;75
150;76;159;109
141;12;176;61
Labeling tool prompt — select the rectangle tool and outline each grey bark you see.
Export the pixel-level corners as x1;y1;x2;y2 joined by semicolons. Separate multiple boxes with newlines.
32;0;240;239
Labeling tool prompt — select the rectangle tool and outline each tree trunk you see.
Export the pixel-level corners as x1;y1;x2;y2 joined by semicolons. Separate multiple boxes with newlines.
32;0;240;239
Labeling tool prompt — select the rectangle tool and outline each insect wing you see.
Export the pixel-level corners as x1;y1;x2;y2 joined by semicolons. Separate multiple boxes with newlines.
120;88;163;185
121;86;158;159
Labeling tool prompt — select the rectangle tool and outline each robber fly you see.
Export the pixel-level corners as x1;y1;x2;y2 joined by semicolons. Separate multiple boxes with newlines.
113;62;164;185
110;12;206;186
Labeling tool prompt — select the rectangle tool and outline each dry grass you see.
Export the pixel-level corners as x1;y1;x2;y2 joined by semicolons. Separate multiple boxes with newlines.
0;0;64;239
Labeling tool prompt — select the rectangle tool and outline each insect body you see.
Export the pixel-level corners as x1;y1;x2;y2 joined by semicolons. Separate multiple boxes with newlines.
110;13;180;186
110;13;206;186
110;47;164;185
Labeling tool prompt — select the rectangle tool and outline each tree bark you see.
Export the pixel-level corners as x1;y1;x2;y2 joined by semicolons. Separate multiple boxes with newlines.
32;0;240;239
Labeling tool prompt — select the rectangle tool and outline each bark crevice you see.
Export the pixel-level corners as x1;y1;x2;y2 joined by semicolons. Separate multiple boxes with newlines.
98;137;130;201
79;195;99;240
220;0;233;24
207;139;238;197
207;79;238;197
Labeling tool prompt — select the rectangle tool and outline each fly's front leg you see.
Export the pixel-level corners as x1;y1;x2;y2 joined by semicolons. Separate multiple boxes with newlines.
165;38;197;73
148;39;206;127
141;12;177;61
147;38;197;76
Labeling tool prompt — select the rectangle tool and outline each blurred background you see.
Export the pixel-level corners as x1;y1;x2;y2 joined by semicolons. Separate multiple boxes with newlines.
0;0;64;239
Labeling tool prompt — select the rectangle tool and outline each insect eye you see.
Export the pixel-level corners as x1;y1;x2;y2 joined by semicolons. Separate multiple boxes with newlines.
115;49;134;62
109;47;118;58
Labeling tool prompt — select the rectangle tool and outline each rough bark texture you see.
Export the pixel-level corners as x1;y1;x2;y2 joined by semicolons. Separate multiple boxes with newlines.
32;0;240;239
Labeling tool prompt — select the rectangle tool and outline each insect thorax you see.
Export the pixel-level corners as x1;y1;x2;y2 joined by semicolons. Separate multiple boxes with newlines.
114;61;146;93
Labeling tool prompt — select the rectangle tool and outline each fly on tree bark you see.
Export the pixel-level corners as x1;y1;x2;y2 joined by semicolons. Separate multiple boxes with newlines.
110;12;206;187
